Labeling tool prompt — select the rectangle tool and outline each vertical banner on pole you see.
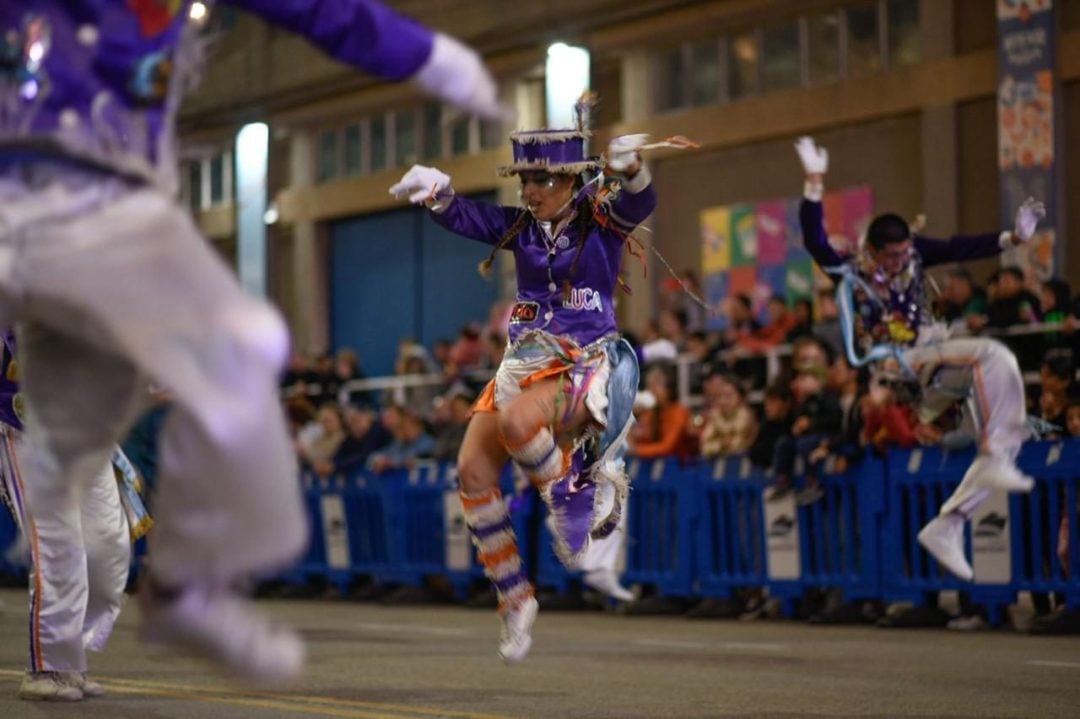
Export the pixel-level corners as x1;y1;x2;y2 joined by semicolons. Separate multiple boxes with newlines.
997;0;1059;280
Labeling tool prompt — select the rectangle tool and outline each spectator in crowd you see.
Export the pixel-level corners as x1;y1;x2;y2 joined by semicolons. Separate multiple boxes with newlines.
432;385;476;462
771;366;843;503
813;288;844;357
368;406;436;474
787;298;815;343
297;403;347;469
808;354;865;475
281;351;311;397
389;342;441;421
658;308;689;354
722;293;767;388
333;347;367;406
737;295;797;353
658;272;707;334
1038;389;1069;439
431;339;455;376
629;364;696;460
637;318;678;364
698;373;757;459
941;267;988;336
790;334;832;374
1040;278;1074;355
1065;396;1080;438
860;375;920;453
748;381;794;470
1041;351;1076;401
309;354;338;406
313;405;391;477
984;266;1042;369
449;322;486;372
684;331;712;395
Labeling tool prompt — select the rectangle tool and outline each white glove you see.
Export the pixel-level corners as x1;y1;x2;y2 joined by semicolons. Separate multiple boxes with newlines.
389;165;452;205
1013;197;1046;243
606;133;649;173
414;33;512;122
794;136;829;175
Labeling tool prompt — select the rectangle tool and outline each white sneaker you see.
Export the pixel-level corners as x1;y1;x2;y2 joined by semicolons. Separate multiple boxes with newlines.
584;569;635;602
141;584;305;683
918;515;973;581
971;455;1034;494
18;672;83;702
498;596;538;664
62;672;105;698
947;615;987;631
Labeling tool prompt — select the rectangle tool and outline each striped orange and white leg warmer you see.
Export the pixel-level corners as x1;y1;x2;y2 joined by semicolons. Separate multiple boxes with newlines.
460;487;533;613
502;426;570;489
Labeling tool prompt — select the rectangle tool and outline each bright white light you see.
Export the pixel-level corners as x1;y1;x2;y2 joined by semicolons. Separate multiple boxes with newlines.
189;1;208;22
235;122;269;297
263;203;279;225
545;43;590;128
27;41;44;64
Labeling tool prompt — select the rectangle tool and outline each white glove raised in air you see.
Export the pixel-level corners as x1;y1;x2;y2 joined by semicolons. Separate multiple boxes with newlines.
389;165;452;205
606;133;649;173
794;136;829;175
414;33;512;122
1013;197;1046;243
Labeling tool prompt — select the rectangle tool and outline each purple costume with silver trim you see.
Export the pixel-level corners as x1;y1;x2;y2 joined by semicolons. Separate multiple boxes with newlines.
0;0;435;191
432;185;655;347
800;198;1003;348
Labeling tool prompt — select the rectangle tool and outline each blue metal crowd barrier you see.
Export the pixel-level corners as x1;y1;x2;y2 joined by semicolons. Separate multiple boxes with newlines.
695;455;768;599
0;440;1075;621
621;458;699;597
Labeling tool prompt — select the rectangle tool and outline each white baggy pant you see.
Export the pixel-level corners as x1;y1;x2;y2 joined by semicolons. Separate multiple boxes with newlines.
0;169;306;591
0;426;129;672
903;337;1029;516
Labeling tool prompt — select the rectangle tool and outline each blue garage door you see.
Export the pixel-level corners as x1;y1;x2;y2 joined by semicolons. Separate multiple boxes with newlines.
330;194;500;377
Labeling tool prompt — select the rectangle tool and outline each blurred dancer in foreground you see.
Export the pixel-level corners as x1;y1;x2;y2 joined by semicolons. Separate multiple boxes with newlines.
0;0;505;682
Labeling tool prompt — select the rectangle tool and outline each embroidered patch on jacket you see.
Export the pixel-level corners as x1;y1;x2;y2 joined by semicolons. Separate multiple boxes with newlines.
510;301;540;324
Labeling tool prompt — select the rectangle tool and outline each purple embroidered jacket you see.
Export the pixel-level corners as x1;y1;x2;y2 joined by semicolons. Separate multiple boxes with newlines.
431;180;657;346
800;198;1004;345
0;1;433;192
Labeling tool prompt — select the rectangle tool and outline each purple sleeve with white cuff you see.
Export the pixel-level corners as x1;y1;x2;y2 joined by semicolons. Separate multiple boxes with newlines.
223;0;434;80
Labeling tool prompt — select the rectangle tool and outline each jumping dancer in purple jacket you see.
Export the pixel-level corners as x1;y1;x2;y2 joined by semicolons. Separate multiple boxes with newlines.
391;118;654;662
795;136;1044;582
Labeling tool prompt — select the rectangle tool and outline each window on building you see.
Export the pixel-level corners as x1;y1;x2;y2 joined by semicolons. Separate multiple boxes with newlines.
343;123;363;176
846;2;882;78
186;161;202;213
370;114;388;172
450;115;471;156
480;118;503;151
887;0;920;67
422;102;442;160
727;31;759;100
807;11;841;86
316;129;339;182
761;21;800;91
689;39;721;106
656;46;686;112
209;153;225;205
395;110;418;165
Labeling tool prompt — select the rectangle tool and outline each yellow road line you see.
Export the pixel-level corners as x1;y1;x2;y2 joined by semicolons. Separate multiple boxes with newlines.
0;669;519;719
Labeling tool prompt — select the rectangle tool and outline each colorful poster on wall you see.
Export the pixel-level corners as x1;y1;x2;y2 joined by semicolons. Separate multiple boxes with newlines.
700;186;874;328
997;0;1058;280
700;206;731;274
730;204;758;267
